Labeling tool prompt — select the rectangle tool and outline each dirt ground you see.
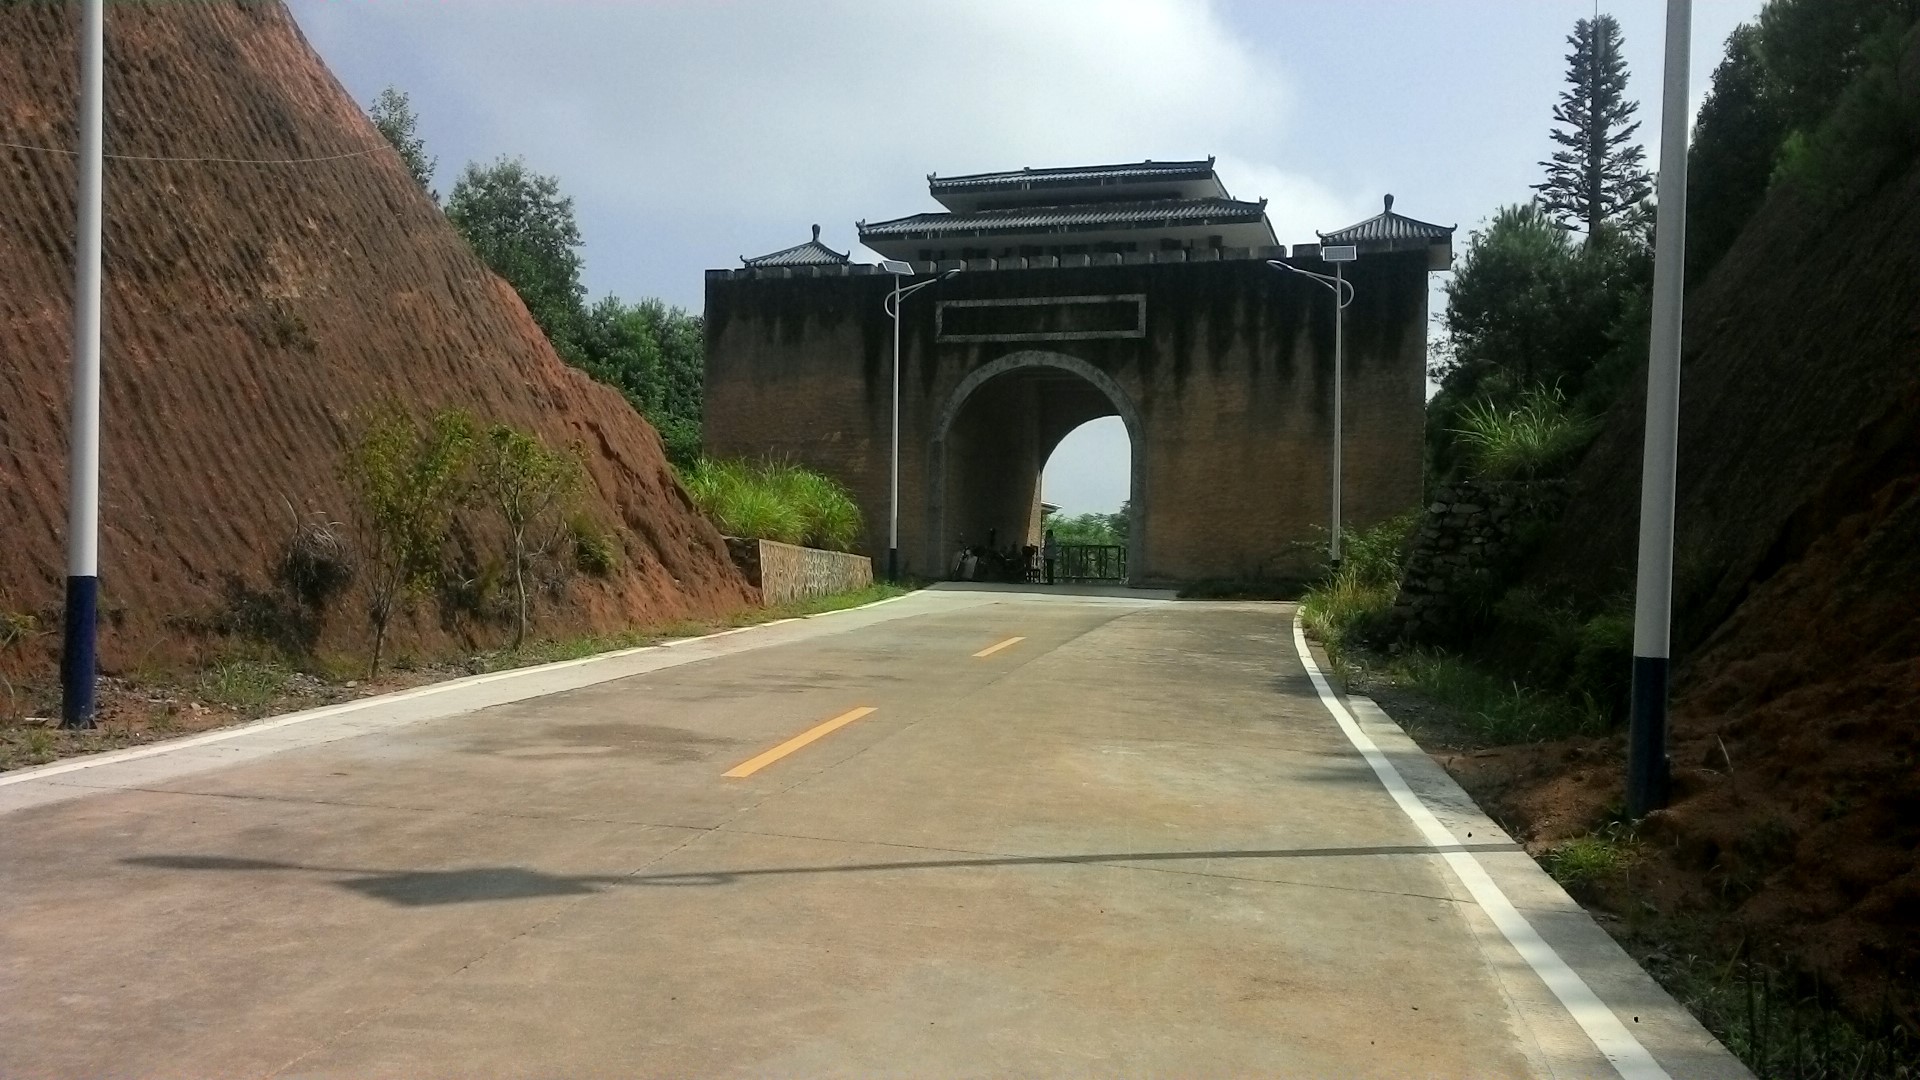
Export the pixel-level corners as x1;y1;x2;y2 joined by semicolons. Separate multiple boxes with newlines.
1363;469;1920;1039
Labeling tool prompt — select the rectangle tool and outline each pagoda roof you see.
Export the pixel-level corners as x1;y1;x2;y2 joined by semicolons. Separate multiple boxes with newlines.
742;224;849;267
1318;195;1455;250
859;196;1269;241
928;157;1218;196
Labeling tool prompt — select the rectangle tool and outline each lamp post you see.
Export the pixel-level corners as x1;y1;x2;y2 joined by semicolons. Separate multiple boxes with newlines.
878;261;961;582
1628;0;1693;818
62;0;105;730
1269;251;1356;570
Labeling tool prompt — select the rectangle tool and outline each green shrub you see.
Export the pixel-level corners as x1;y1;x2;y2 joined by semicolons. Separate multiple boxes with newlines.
1;609;40;720
1296;511;1418;657
0;610;37;652
1300;576;1399;656
342;405;476;676
1542;826;1640;888
474;424;584;649
568;513;619;577
1390;650;1607;744
678;458;863;552
1450;386;1600;480
1572;609;1634;718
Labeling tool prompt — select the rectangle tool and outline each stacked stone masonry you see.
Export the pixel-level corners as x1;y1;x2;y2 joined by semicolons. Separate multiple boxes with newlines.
1392;479;1571;643
725;538;873;607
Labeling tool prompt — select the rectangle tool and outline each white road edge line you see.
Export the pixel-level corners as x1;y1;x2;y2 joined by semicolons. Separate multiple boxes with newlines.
0;590;921;789
1290;615;1669;1080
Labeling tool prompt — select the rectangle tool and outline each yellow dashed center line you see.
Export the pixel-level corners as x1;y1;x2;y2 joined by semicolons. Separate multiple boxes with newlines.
973;636;1026;658
723;707;877;778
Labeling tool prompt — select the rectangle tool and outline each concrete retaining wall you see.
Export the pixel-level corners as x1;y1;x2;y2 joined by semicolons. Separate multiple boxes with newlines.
725;538;873;607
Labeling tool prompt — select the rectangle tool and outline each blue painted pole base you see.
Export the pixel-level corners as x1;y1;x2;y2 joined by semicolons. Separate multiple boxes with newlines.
886;547;899;584
1627;653;1671;817
61;574;98;730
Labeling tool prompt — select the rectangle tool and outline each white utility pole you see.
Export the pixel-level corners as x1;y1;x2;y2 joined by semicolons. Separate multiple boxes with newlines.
1628;0;1692;816
62;0;105;730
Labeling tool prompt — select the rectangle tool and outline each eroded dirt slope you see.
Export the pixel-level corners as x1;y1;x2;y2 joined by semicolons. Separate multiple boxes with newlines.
1466;51;1920;1026
0;2;752;670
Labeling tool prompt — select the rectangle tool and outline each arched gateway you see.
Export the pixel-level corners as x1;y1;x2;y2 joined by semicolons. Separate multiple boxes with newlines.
929;351;1146;582
702;160;1452;587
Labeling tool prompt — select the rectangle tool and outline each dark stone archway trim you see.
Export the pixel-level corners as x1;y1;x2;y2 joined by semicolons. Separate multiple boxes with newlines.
927;351;1146;583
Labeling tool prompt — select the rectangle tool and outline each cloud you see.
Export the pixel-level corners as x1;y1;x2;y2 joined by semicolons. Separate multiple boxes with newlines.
293;0;1331;268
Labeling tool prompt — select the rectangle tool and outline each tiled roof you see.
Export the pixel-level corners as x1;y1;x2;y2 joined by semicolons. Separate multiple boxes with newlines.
742;225;849;267
859;197;1267;238
928;158;1216;194
1318;195;1455;246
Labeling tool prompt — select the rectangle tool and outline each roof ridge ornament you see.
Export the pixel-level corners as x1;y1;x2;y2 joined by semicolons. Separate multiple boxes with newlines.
812;223;821;241
1384;194;1395;214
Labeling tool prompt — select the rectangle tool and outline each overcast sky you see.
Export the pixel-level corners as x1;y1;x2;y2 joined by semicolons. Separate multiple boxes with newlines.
291;0;1764;516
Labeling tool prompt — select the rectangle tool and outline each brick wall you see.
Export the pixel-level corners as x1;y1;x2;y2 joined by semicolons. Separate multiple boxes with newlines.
705;251;1431;586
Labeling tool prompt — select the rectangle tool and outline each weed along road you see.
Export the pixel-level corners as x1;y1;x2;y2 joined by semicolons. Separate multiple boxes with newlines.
0;587;1745;1078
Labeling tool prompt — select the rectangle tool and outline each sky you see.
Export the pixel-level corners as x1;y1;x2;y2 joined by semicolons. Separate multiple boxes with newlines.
290;0;1765;516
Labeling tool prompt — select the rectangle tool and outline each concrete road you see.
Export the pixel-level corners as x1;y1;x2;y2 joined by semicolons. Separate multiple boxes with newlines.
0;588;1745;1078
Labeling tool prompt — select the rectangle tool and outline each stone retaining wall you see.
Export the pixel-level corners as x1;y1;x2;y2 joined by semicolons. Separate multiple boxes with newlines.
724;538;872;607
1392;478;1570;644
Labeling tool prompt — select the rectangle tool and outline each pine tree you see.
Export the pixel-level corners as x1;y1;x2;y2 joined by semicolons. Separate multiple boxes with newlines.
369;86;436;199
1534;15;1653;237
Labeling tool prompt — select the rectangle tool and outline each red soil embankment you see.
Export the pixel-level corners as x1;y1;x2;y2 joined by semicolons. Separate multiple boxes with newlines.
0;2;752;672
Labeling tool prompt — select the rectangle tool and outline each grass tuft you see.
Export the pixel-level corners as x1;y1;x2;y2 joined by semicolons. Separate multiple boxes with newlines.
679;458;863;551
1295;511;1418;664
1543;827;1640;888
1389;650;1607;743
195;658;290;713
1450;385;1600;480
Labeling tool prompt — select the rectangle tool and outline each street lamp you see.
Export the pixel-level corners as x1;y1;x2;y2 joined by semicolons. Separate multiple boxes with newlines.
879;261;961;582
1269;249;1356;571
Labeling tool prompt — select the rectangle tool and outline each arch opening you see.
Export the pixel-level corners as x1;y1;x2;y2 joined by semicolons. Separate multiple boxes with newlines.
928;352;1144;584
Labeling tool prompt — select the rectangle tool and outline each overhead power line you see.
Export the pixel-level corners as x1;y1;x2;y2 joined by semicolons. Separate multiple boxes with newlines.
0;138;385;165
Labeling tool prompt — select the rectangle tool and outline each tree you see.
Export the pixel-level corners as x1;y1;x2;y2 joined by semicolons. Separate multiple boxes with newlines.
343;407;475;676
1754;0;1920;135
1430;203;1650;480
1041;509;1123;547
369;86;435;198
446;157;587;362
474;425;584;649
577;297;706;466
1534;15;1654;237
1685;25;1788;283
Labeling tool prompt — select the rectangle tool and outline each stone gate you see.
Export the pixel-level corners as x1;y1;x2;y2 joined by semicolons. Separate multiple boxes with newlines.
703;160;1452;586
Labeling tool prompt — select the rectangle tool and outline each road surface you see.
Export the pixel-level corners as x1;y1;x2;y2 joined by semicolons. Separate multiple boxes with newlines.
0;587;1745;1077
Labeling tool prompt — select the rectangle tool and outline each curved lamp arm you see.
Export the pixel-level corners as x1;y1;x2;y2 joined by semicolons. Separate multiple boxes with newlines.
1266;259;1354;309
883;267;962;317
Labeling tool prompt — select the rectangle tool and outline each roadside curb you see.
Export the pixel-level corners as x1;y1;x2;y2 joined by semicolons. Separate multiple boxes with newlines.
1290;614;1751;1080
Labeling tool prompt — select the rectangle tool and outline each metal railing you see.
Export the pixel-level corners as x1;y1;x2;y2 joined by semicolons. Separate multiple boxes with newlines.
1052;544;1127;584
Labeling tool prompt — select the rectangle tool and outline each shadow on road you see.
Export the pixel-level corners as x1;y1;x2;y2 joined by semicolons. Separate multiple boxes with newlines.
124;841;1520;906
